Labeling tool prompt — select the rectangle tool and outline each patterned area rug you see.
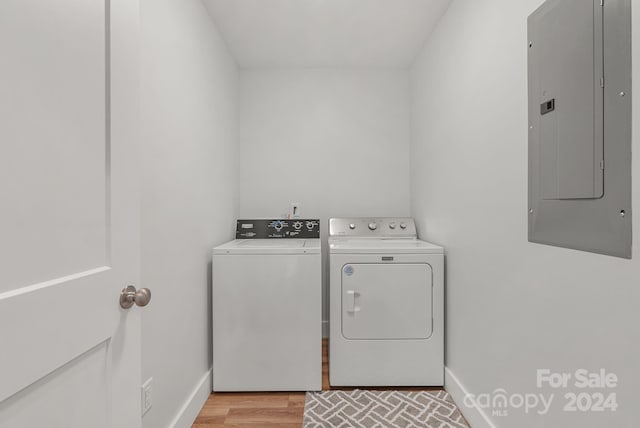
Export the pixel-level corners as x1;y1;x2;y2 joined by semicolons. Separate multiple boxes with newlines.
303;390;469;428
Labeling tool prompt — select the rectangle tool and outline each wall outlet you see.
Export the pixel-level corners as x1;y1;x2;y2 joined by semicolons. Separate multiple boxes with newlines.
141;377;153;416
291;202;301;218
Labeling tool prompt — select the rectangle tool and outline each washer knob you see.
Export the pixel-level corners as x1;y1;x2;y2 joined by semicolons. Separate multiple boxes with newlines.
274;221;283;231
293;221;303;230
368;222;377;231
306;221;315;230
400;222;407;229
349;223;356;230
389;222;397;230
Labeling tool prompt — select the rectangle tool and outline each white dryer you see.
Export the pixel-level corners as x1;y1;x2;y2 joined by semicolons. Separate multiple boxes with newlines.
212;219;322;391
329;218;444;387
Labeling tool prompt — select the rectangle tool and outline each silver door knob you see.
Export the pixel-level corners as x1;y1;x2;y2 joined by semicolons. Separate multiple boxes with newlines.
120;285;152;309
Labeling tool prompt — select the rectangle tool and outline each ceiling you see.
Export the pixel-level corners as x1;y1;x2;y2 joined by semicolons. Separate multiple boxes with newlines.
203;0;452;68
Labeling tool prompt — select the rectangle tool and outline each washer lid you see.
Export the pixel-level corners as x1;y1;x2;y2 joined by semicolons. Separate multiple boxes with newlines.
329;238;443;254
213;239;321;255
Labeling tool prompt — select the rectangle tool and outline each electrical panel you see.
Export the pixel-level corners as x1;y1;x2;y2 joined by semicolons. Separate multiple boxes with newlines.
528;0;631;258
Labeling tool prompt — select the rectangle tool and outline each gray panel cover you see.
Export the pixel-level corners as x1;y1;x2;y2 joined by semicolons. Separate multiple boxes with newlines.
535;0;603;199
528;0;632;258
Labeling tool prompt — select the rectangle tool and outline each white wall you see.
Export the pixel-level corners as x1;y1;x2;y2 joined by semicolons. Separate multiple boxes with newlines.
239;69;412;331
140;1;238;427
411;1;639;427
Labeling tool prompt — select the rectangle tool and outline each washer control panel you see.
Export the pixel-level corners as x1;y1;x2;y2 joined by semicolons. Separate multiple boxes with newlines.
329;218;417;238
236;219;320;239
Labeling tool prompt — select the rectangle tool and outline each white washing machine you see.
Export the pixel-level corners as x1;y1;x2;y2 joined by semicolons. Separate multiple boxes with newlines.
329;217;444;387
212;219;322;391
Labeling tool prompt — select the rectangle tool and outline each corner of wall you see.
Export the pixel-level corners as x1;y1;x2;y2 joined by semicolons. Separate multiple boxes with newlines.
445;367;496;428
169;370;212;428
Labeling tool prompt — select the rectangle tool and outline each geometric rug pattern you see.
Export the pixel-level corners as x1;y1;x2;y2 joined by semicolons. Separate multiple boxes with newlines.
303;389;470;428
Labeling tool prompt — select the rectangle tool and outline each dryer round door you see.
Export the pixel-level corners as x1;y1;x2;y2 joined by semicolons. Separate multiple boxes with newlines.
341;263;433;340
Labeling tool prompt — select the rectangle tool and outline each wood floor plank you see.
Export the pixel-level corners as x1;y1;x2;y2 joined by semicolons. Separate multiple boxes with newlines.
287;394;306;408
224;407;304;425
206;393;290;409
196;404;229;416
193;399;229;424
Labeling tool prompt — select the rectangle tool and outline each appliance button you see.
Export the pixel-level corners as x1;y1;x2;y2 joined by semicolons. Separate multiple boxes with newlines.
349;223;356;230
274;221;283;231
368;222;377;231
400;222;407;229
293;221;303;230
389;222;397;229
306;221;315;230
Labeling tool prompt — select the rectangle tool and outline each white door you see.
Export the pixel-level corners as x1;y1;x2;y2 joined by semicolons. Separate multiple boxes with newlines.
0;0;142;427
342;263;433;340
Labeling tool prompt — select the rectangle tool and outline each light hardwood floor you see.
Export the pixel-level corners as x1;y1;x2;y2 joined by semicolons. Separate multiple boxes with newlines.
193;339;444;427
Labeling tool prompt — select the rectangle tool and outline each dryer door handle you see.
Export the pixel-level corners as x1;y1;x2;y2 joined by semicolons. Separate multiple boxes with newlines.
346;290;360;313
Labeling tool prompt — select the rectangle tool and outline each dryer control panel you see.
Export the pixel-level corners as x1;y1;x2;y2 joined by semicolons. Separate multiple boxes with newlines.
236;219;320;239
329;218;417;238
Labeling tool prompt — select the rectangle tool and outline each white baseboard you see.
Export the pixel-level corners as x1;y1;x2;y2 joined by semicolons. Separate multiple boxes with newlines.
169;369;212;428
322;320;329;338
445;367;496;428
